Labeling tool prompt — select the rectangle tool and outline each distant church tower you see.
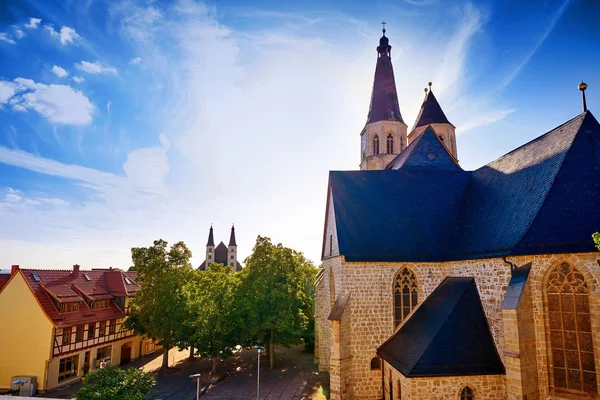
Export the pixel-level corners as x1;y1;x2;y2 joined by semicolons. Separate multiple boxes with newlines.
198;225;242;271
409;82;458;160
360;25;408;170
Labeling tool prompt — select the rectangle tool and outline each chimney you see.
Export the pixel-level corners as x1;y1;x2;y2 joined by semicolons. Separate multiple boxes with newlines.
11;265;19;276
73;264;80;275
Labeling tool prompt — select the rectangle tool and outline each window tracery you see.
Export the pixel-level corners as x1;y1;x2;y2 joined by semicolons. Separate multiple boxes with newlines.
394;268;418;328
460;386;474;400
546;262;596;394
387;134;394;154
373;135;380;155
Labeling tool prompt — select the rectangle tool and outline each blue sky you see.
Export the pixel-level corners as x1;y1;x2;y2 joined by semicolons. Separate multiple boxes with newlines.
0;0;598;269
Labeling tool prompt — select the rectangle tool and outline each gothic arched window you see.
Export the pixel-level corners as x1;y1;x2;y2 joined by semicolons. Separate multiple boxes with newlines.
329;269;335;310
546;262;597;394
394;268;418;328
370;357;381;370
386;134;394;154
373;135;380;155
460;386;474;400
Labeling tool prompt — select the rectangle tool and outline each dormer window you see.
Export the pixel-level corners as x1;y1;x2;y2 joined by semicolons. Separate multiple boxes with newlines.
84;273;91;281
60;302;79;313
32;273;41;282
373;135;380;155
92;299;110;309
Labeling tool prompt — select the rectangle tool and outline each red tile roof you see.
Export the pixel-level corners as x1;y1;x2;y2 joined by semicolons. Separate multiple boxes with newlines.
0;273;10;291
17;268;140;329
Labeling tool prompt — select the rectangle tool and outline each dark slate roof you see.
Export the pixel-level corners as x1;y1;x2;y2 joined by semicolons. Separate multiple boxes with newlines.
214;242;228;264
412;90;453;130
207;226;215;246
326;111;600;262
378;278;505;377
386;126;461;171
229;226;237;246
501;263;532;310
366;55;404;124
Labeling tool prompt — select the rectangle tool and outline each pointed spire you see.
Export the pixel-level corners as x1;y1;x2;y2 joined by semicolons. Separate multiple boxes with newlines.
229;224;237;247
367;27;404;125
207;224;215;246
412;83;453;130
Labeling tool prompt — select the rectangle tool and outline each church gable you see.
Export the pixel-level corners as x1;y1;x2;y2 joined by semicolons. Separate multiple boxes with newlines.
386;127;461;171
322;189;340;260
378;277;504;377
512;111;600;255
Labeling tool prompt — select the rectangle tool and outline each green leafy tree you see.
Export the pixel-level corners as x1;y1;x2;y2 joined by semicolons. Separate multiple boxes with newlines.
238;236;318;369
125;239;193;370
594;232;600;250
75;365;155;400
188;263;242;373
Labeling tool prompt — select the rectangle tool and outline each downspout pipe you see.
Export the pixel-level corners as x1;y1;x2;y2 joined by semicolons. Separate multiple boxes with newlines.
503;257;515;273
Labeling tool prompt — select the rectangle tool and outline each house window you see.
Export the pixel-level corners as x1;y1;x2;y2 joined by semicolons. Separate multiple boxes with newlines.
373;135;380;155
96;345;111;367
58;355;79;382
88;323;95;339
62;328;71;345
60;302;79;312
370;357;381;370
108;319;116;335
230;255;234;260
397;379;401;398
76;325;84;341
460;386;474;399
546;262;597;393
394;268;418;328
387;134;394;154
92;299;110;309
99;321;106;337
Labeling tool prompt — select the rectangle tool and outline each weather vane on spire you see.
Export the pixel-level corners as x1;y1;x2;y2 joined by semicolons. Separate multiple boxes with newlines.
381;21;387;35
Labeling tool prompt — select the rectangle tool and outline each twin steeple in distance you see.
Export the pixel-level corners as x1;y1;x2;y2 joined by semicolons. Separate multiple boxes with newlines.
360;25;457;170
199;224;242;271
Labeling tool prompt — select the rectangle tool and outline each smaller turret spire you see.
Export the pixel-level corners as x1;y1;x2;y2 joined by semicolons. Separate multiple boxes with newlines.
229;224;237;246
377;22;391;58
207;224;215;246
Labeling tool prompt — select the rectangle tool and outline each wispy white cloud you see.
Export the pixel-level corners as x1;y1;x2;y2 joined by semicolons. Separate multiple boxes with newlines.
457;107;516;133
497;0;571;90
14;29;25;39
0;33;16;45
404;0;438;5
51;65;69;78
128;56;142;64
75;61;118;75
25;18;42;29
0;77;94;125
45;25;80;45
73;76;85;83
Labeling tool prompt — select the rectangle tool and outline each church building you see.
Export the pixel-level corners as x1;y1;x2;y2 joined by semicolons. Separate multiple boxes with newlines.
198;225;242;271
315;27;600;400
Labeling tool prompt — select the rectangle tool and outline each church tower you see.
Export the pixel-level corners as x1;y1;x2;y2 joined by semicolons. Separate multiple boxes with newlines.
408;83;458;160
360;25;408;170
205;225;215;266
227;225;237;268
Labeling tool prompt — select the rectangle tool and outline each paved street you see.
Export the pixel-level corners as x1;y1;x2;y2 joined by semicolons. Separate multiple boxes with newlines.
41;346;328;400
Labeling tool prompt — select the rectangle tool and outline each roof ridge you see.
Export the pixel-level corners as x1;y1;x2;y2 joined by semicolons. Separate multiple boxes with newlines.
484;112;587;168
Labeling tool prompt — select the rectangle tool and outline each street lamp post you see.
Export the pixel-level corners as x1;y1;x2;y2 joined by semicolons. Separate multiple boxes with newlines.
255;345;264;400
189;373;201;400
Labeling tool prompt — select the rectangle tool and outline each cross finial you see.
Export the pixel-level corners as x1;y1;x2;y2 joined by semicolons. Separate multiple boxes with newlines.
381;21;387;35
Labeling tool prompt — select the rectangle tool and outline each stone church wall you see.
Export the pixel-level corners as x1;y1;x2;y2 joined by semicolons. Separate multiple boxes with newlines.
316;252;600;399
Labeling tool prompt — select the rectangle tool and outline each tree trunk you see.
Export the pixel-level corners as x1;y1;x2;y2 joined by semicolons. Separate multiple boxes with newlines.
212;357;218;373
269;328;275;369
162;346;170;370
189;346;195;360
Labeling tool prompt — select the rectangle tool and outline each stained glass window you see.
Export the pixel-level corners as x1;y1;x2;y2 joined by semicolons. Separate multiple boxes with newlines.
394;268;418;328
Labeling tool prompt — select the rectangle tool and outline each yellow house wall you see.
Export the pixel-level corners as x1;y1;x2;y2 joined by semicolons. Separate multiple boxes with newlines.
0;272;53;390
